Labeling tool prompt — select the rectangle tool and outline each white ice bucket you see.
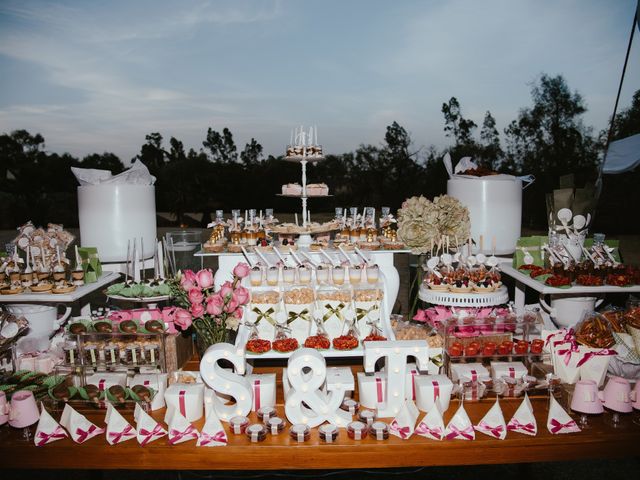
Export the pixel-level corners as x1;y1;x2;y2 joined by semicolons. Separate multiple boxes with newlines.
447;176;529;255
78;184;157;262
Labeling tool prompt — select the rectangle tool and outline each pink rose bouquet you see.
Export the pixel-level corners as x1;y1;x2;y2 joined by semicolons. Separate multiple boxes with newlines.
169;263;251;348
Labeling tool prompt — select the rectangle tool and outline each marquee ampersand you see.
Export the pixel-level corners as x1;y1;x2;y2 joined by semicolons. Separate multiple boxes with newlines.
284;348;352;428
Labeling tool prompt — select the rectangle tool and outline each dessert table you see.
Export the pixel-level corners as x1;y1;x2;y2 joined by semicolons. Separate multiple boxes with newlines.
195;249;410;313
2;361;639;471
500;264;640;315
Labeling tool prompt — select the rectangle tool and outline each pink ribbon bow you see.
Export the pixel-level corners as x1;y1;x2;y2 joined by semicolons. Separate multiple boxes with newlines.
476;421;504;438
75;424;101;443
198;430;227;446
551;328;574;347
139;424;166;446
576;349;618;367
108;425;135;444
446;424;474;440
549;418;578;434
415;422;443;440
546;328;569;346
169;425;198;445
36;426;68;446
390;420;411;439
557;342;580;366
507;420;536;434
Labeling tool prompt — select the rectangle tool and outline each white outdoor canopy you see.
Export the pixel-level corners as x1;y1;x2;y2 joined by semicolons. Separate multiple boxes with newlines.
602;132;640;174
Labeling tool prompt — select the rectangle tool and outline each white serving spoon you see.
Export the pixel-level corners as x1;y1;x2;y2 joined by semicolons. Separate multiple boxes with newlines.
254;247;274;268
557;208;573;235
319;248;339;267
521;247;534;265
572;214;586;233
240;246;255;267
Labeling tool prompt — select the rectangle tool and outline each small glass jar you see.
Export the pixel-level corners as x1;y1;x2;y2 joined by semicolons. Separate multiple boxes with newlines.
332;266;345;285
369;421;389;441
267;416;285;435
257;406;277;423
266;267;279;286
144;344;160;365
245;423;268;443
289;424;310;443
103;343;120;366
63;341;79;365
318;424;339;443
84;345;99;367
358;409;376;426
341;398;360;416
230;416;250;434
299;267;312;284
250;267;263;287
349;266;362;285
283;267;295;284
366;265;380;284
124;344;142;365
316;266;329;284
347;421;368;440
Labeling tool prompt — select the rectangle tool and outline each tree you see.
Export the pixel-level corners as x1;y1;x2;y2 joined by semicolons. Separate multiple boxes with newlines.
503;74;599;227
203;127;237;163
240;138;263;165
167;137;187;163
80;153;125;173
442;97;477;146
608;89;640;141
478;111;502;170
135;132;167;175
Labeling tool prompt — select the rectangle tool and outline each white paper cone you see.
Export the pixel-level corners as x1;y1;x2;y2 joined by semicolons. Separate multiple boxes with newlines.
507;393;538;436
34;404;68;446
166;407;199;445
60;404;104;444
135;408;167;446
197;410;228;447
389;400;419;440
415;402;445;441
105;404;136;445
547;396;580;434
444;403;475;440
474;398;507;440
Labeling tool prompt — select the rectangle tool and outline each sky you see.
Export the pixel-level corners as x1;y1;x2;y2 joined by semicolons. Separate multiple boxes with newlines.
0;0;638;163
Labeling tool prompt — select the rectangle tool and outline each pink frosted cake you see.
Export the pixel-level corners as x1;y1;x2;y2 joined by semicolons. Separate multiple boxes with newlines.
306;183;329;196
282;183;303;195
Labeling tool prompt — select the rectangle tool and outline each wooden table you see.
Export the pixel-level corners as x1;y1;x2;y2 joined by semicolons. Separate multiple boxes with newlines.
2;363;639;471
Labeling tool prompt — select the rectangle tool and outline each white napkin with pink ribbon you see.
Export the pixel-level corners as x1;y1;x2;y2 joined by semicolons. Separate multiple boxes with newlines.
389;400;419;440
507;393;537;436
197;409;228;447
415;400;445;441
134;404;167;446
444;402;475;441
34;403;68;446
166;407;199;445
474;398;507;440
59;404;104;444
105;404;136;445
547;396;580;434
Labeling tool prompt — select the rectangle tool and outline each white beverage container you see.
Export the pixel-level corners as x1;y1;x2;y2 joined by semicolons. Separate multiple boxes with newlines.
78;184;156;262
447;176;524;255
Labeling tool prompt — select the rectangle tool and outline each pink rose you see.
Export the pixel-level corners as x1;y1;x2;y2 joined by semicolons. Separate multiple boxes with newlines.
233;262;250;279
188;287;204;305
173;308;192;330
190;303;205;319
232;307;243;319
196;269;214;289
206;294;224;316
224;299;238;314
181;269;197;291
220;281;234;299
232;286;250;305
